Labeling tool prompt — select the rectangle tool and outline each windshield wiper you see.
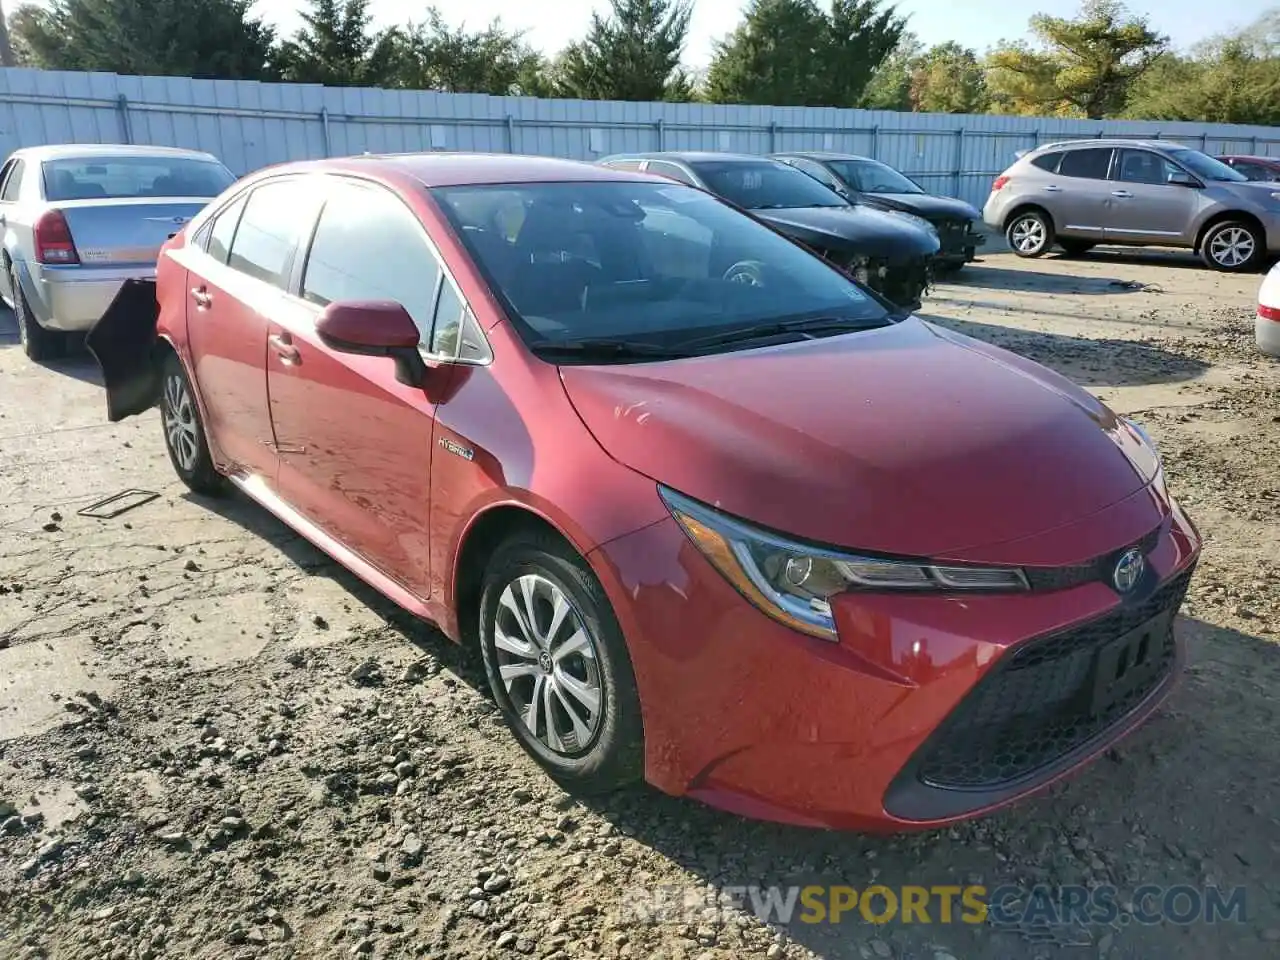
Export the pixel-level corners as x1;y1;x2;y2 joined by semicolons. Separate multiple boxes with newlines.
528;339;691;361
676;316;887;351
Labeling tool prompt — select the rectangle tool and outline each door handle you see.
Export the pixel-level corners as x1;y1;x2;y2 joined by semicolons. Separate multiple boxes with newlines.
1111;190;1133;198
268;332;300;364
1043;185;1062;192
191;286;212;309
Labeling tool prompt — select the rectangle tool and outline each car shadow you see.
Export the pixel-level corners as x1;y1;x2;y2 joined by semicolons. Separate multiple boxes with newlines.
184;482;1279;956
0;312;102;384
916;314;1210;388
944;263;1153;295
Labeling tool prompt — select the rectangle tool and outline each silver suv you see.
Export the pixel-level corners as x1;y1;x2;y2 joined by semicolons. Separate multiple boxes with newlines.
983;139;1280;272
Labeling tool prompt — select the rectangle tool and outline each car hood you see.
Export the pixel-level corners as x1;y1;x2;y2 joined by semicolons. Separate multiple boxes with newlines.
754;205;940;261
560;318;1158;558
863;192;982;223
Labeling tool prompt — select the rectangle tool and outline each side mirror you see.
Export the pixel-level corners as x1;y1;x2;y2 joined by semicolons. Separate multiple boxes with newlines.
315;300;426;387
1167;171;1201;188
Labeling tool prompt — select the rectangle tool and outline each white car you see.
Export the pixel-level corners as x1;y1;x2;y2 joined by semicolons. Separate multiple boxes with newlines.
1260;261;1280;357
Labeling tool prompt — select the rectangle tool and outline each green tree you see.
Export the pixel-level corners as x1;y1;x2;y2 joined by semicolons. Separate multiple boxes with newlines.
705;0;906;108
860;31;921;110
555;0;694;102
10;0;277;78
909;41;989;113
276;0;401;87
1125;12;1280;125
392;9;550;96
986;0;1166;118
0;1;17;67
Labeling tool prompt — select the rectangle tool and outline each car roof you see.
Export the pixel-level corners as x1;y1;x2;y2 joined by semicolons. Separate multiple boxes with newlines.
10;143;223;163
1030;138;1192;153
772;151;875;162
257;152;651;187
599;151;783;165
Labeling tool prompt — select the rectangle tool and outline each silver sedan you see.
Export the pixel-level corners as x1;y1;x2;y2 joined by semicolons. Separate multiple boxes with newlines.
0;143;235;361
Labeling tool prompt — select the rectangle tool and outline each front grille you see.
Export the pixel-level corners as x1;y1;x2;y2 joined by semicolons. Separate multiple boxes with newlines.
912;565;1194;790
1023;524;1162;593
931;218;969;256
865;256;931;308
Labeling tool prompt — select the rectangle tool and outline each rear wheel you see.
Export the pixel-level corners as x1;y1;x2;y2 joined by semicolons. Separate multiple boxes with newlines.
160;352;224;495
1007;209;1054;258
1058;240;1095;258
1201;220;1263;272
11;264;64;361
478;530;644;793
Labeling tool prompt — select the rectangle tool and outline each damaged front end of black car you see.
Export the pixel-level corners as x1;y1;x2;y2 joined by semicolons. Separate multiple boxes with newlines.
84;278;163;422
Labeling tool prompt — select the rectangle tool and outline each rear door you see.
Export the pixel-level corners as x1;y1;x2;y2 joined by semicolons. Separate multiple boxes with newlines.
1048;147;1115;238
1104;148;1199;243
266;177;443;599
184;177;320;482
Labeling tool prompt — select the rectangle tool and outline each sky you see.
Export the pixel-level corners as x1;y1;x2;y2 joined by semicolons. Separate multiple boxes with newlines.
248;0;1279;67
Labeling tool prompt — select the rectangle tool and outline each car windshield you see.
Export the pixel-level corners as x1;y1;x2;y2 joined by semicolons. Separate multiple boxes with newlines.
1167;148;1248;183
42;155;235;201
827;158;924;195
687;160;849;209
431;181;891;359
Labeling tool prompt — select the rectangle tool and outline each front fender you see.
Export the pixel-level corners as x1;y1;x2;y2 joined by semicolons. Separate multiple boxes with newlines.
84;278;161;422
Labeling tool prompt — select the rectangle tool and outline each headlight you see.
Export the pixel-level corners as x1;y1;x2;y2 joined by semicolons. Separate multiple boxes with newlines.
1121;417;1159;457
659;487;1029;641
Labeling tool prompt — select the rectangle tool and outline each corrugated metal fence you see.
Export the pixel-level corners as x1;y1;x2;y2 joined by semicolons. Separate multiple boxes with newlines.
1;67;1278;208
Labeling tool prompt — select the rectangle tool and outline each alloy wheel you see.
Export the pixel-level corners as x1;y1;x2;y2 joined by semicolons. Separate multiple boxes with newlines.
163;373;199;472
1209;227;1255;269
493;573;604;756
1010;216;1045;254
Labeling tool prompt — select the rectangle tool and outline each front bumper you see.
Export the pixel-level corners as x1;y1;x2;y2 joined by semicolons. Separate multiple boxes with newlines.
590;486;1201;831
931;219;985;263
25;262;156;332
1258;309;1280;358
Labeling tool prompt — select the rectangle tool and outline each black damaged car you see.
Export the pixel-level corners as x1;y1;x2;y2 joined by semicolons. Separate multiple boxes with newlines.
598;152;941;310
773;152;986;273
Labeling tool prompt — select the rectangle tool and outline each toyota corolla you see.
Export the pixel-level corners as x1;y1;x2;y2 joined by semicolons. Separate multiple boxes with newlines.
88;153;1200;831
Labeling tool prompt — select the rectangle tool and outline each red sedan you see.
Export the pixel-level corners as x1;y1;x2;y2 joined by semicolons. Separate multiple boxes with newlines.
89;153;1201;831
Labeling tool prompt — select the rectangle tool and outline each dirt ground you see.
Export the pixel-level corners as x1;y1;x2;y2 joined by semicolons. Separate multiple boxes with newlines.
1;246;1278;960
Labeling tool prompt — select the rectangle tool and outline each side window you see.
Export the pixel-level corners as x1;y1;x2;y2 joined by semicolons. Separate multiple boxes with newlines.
1117;149;1178;185
428;276;490;362
206;194;247;264
1030;151;1063;173
1;160;25;202
228;179;317;288
793;159;841;189
645;161;697;186
301;181;442;339
1057;149;1113;180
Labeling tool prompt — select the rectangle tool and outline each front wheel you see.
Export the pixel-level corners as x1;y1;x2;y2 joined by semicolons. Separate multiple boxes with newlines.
160;352;224;495
479;530;644;793
1201;221;1263;272
1007;210;1054;258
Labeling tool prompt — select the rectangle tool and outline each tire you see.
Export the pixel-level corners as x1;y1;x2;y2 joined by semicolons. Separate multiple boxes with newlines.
1200;220;1264;272
159;351;224;495
1006;209;1054;258
478;529;644;793
11;264;64;361
1058;240;1095;258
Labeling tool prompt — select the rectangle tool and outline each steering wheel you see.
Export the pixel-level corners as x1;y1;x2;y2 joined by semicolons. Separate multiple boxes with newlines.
722;260;767;287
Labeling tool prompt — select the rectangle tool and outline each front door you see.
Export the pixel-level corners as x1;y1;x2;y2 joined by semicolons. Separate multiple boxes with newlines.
1104;149;1200;243
184;178;319;482
267;178;442;599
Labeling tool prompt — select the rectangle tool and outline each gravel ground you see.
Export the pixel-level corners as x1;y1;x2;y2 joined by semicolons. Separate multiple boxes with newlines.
1;246;1278;960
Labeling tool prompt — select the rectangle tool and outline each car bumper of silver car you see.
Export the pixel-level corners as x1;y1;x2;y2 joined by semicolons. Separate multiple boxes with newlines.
1258;310;1280;358
24;263;157;333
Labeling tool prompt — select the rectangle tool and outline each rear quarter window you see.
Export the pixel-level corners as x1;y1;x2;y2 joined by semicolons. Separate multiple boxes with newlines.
1030;152;1063;173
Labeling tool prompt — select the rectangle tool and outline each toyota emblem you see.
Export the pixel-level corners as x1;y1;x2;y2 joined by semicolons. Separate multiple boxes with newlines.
1112;548;1145;593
